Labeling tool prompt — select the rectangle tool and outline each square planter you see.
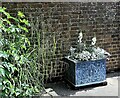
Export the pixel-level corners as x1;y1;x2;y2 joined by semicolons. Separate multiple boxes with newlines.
64;57;107;88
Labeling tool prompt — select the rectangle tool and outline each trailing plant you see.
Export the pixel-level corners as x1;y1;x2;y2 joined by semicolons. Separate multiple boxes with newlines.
0;7;42;97
68;32;111;61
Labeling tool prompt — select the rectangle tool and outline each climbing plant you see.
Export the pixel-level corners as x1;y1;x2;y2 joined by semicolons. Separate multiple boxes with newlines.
0;7;43;97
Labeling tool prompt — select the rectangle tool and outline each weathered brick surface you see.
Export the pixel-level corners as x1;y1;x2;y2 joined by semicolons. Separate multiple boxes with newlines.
2;2;120;82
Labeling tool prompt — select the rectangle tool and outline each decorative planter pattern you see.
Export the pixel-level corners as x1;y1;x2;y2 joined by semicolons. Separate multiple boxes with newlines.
64;57;107;87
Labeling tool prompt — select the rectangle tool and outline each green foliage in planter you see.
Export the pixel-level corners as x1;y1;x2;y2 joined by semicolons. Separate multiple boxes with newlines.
68;32;111;61
0;7;42;97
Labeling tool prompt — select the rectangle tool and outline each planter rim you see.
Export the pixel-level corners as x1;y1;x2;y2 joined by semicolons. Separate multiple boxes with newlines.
65;56;106;63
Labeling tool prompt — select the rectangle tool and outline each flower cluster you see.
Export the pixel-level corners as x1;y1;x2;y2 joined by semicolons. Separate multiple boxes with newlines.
68;32;110;61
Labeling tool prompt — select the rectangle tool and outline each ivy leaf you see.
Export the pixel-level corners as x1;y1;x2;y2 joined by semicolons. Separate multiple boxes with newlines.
0;65;4;68
20;19;29;26
0;39;4;46
0;51;9;59
0;68;5;76
1;18;11;25
16;28;21;32
9;63;17;73
9;16;19;22
34;86;39;93
25;38;30;46
0;7;11;19
11;27;16;33
15;88;22;96
19;55;28;64
21;45;26;50
0;28;2;32
18;11;25;18
0;82;2;90
2;62;17;73
18;24;28;32
0;7;6;12
13;54;20;61
2;62;11;72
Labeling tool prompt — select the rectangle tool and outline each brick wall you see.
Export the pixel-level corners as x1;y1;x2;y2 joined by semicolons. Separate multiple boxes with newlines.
2;2;120;82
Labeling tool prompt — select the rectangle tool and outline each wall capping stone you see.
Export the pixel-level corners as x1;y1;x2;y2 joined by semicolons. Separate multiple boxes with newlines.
1;0;120;2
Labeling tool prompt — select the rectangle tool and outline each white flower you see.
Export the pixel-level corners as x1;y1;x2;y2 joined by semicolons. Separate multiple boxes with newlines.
79;32;83;38
91;37;96;46
70;47;76;56
78;32;83;44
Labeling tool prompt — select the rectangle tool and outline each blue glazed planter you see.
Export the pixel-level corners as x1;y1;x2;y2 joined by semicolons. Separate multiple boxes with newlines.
64;57;107;87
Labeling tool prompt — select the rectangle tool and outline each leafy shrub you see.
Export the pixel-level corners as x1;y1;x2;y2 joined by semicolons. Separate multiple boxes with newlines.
0;7;42;97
